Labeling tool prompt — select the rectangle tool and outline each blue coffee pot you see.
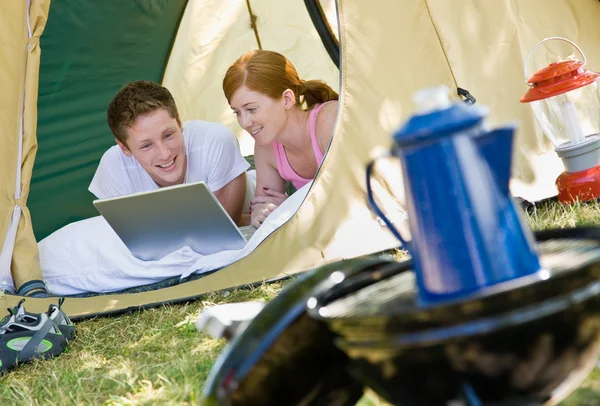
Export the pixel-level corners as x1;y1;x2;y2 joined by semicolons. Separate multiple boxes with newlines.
368;86;541;305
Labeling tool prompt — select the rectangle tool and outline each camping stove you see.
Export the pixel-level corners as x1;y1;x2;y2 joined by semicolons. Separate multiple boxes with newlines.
305;86;600;405
307;228;600;405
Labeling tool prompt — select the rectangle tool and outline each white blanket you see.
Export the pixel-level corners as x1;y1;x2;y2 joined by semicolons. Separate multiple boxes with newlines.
40;182;311;295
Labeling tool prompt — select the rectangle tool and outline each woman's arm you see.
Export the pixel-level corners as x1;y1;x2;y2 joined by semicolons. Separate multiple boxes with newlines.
254;143;286;195
250;143;287;228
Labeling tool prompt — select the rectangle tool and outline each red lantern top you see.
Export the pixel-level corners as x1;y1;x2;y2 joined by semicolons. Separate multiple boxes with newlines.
521;59;600;103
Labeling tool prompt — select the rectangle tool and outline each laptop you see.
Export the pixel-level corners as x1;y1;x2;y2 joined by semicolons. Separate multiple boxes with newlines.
93;181;254;261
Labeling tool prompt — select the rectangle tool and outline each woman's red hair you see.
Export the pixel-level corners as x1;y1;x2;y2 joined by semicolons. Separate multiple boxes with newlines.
223;50;338;110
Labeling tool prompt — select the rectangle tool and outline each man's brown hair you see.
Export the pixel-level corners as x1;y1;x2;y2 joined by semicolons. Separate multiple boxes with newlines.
107;80;180;145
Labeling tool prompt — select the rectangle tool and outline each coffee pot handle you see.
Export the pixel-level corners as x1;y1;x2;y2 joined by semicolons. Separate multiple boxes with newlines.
366;158;410;250
523;37;587;85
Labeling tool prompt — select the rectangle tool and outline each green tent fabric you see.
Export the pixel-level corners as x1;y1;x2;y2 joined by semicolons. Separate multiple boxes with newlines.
29;0;188;240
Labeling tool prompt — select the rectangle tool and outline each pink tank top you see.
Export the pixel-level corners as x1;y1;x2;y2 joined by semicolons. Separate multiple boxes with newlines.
272;101;334;190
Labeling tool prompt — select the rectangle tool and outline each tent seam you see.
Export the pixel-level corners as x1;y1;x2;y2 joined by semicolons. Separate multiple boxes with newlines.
245;0;263;50
17;0;32;201
313;0;342;188
422;0;459;90
160;0;190;83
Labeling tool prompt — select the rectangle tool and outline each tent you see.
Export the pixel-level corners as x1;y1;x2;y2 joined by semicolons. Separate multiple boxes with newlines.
2;0;600;318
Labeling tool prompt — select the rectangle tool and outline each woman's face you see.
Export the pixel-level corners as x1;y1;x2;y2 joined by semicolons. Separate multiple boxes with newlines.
230;85;290;146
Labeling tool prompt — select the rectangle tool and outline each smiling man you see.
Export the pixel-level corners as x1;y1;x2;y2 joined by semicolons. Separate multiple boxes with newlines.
89;80;250;225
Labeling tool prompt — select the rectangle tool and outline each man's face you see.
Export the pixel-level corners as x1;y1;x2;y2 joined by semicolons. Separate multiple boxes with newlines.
117;109;187;188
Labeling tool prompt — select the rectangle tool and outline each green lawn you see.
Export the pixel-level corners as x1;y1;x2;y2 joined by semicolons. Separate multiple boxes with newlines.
1;201;600;405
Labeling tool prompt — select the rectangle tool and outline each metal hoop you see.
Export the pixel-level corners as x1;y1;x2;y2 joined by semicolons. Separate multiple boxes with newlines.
523;37;587;86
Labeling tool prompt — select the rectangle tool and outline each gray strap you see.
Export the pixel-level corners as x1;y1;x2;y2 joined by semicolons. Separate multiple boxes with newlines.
18;316;56;362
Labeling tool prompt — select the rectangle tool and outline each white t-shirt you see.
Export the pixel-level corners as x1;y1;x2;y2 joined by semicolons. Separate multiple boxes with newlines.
89;120;250;199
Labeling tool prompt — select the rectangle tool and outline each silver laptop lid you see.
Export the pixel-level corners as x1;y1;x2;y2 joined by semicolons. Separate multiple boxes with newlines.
93;181;247;261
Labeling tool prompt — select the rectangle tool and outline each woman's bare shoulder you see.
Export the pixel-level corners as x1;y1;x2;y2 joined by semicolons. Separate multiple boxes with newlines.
315;100;339;150
317;100;338;117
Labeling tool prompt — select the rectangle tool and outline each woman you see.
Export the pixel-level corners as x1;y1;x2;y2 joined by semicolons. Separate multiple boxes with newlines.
223;50;338;228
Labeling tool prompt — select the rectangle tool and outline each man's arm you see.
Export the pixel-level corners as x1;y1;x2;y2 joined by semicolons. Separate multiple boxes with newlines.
213;171;247;226
192;122;250;225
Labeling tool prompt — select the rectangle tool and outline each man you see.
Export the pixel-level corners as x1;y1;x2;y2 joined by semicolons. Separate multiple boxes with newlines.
89;80;250;225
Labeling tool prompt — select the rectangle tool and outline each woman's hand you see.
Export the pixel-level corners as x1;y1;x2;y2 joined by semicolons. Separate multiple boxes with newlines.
249;188;288;228
250;202;278;228
251;188;288;207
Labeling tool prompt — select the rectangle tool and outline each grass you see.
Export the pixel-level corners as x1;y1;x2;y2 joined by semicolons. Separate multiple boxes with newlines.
0;283;285;405
527;200;600;231
1;201;600;405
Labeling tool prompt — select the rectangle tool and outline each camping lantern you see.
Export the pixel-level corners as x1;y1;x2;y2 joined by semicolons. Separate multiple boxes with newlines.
520;37;600;204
